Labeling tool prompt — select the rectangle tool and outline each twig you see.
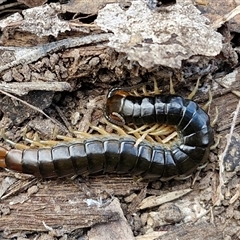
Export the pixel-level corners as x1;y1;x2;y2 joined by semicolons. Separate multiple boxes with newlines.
0;2;21;11
0;81;71;96
0;33;112;73
212;5;240;29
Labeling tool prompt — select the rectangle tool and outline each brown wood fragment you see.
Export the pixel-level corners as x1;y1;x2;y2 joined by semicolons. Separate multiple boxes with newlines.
157;222;223;240
0;176;146;235
87;198;135;240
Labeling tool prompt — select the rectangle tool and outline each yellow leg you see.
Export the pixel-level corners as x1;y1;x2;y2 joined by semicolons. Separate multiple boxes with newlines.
126;124;150;134
133;124;160;146
187;77;201;99
202;91;212;111
9;141;30;150
161;131;178;144
154;135;164;143
141;85;149;96
197;161;208;170
211;107;219;127
132;90;141;96
210;135;221;150
103;118;128;136
174;174;192;181
153;78;161;95
169;76;175;95
123;125;141;139
0;129;29;149
148;124;176;136
89;124;110;135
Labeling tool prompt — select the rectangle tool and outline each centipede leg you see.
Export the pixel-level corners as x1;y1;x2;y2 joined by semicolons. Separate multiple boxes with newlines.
103;118;128;136
187;77;201;100
210;135;221;150
211;107;219;127
197;161;208;170
1;129;29;150
133;124;160;146
24;135;59;148
124;124;156;143
141;85;149;96
153;78;161;95
202;90;213;111
174;174;192;181
132;90;141;96
169;76;175;95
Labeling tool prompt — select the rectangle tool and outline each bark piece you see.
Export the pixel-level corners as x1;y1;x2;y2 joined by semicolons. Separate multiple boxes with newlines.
0;176;146;236
95;1;222;69
87;198;135;240
137;188;192;210
20;4;70;37
223;132;240;172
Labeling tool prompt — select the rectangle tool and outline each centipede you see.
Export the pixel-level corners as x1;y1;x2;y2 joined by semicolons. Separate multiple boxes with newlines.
0;81;214;180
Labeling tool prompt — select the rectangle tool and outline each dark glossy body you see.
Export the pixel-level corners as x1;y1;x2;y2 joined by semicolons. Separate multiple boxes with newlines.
2;135;210;180
104;90;214;178
0;90;214;180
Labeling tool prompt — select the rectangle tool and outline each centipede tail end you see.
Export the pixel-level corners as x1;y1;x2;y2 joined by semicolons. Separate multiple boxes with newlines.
0;146;8;168
4;149;23;173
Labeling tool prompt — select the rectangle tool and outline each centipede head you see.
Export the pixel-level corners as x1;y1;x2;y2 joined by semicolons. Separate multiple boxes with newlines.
104;89;130;126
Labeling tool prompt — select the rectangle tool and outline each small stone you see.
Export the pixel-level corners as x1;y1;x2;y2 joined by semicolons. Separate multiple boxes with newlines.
27;185;39;196
125;193;137;203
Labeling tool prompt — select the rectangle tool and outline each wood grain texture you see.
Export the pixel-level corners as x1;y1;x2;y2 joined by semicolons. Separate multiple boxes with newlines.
0;176;146;234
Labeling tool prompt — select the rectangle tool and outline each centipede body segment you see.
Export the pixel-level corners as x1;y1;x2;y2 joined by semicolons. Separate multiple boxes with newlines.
104;87;214;179
0;82;214;180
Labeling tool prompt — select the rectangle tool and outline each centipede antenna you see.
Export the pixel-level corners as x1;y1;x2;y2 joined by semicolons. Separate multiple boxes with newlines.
169;76;175;94
202;90;213;111
187;77;201;99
